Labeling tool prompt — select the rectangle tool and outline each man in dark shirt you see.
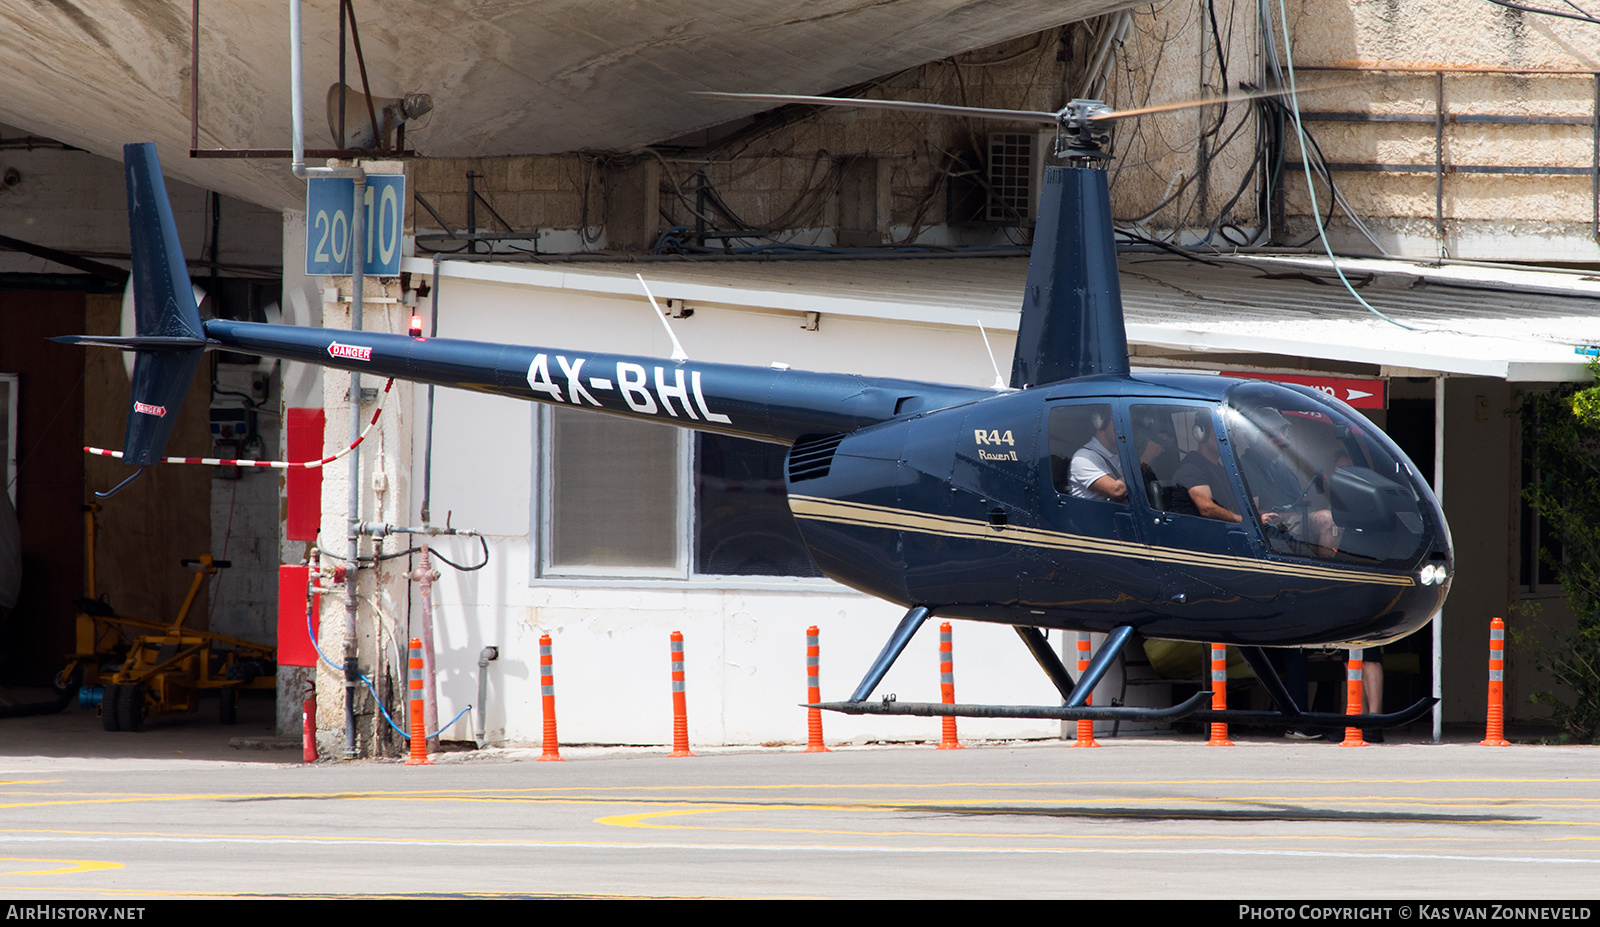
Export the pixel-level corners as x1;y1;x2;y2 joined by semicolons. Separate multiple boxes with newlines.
1172;417;1243;522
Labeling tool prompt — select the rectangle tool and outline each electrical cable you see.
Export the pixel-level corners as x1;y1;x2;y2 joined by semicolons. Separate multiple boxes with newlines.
1483;0;1600;24
358;533;489;571
1275;0;1418;330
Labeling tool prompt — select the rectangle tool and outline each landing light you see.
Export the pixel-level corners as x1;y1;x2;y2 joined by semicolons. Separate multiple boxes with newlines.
1419;563;1447;585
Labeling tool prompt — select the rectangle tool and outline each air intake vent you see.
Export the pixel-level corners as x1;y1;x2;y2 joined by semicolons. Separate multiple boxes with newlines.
788;433;844;483
986;132;1036;223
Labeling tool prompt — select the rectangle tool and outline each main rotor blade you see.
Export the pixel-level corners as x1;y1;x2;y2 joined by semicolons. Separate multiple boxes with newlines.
699;83;1359;130
693;91;1059;125
1091;81;1356;122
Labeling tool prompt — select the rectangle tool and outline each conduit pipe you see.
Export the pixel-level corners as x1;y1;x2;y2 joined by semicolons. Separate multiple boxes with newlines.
420;253;442;526
292;0;369;758
407;547;441;747
476;646;499;749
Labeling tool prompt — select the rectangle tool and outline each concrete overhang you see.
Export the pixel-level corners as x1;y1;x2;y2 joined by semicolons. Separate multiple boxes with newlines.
0;1;1142;212
404;251;1599;383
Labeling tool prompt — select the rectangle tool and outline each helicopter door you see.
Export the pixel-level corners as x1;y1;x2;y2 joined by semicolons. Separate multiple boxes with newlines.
1126;402;1278;615
1019;401;1159;620
900;396;1039;612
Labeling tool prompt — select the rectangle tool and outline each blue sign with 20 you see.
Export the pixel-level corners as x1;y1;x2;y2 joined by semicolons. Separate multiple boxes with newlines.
305;174;406;276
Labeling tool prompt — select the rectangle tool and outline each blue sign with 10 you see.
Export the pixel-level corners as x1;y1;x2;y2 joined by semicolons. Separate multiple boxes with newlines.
305;174;406;276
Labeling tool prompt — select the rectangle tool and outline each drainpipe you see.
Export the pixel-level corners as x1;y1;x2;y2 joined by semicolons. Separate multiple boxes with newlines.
420;252;442;525
476;646;500;748
291;0;369;758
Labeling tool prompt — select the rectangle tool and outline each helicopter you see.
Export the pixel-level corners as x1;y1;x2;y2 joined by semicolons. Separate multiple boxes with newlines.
62;89;1450;732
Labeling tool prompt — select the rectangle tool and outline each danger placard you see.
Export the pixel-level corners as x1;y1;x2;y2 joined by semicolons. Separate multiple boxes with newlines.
1227;372;1387;409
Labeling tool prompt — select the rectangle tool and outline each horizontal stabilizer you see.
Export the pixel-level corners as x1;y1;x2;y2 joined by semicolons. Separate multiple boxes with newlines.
51;335;214;351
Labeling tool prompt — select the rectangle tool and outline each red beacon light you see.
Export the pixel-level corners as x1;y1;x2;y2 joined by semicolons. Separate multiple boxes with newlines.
409;315;424;338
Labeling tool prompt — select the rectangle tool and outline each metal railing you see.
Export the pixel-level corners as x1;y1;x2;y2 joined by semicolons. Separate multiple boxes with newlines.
1288;66;1600;243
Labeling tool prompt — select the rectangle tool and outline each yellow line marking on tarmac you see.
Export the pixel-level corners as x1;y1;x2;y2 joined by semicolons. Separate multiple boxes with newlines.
5;776;1599;800
0;857;122;875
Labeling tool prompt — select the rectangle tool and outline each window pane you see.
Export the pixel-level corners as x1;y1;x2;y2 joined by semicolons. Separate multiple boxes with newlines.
694;433;821;577
547;408;681;571
1047;403;1125;502
1130;404;1220;515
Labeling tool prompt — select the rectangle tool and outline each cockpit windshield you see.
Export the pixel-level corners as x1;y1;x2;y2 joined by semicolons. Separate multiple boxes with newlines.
1223;381;1430;567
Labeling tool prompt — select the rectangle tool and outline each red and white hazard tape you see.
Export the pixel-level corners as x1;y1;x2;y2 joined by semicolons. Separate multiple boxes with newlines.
86;379;395;469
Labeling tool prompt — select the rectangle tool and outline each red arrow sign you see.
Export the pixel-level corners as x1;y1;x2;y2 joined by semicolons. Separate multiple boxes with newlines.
1225;372;1387;409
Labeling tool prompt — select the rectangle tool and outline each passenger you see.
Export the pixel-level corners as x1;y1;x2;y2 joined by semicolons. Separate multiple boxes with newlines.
1172;417;1243;522
1134;417;1181;501
1068;412;1128;502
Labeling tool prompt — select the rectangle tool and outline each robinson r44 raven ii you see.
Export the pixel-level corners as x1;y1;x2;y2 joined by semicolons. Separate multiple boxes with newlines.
65;92;1450;731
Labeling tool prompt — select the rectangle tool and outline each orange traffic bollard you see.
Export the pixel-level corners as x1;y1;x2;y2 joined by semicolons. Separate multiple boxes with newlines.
669;631;694;757
1339;647;1368;748
405;637;432;766
1072;632;1098;747
1206;642;1234;746
804;626;830;753
937;622;962;750
1481;617;1510;747
538;634;563;761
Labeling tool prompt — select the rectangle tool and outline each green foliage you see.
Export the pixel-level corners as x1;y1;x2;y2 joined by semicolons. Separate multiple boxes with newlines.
1518;358;1600;743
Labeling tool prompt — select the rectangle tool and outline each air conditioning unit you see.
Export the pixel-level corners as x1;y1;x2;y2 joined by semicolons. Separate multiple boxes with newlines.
985;130;1060;225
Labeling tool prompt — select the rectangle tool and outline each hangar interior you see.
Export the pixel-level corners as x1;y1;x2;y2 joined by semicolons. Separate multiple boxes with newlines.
0;0;1596;751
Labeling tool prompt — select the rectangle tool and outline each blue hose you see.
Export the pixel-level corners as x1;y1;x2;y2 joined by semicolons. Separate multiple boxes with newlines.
305;601;471;741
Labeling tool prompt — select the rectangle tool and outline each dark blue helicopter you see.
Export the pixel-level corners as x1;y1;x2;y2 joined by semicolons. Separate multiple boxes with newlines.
64;93;1450;730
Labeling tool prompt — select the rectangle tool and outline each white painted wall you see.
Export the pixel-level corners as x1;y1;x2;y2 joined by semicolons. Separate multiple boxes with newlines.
391;267;1140;748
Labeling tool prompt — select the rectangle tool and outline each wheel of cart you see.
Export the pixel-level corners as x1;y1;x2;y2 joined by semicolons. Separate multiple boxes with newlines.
75;549;276;732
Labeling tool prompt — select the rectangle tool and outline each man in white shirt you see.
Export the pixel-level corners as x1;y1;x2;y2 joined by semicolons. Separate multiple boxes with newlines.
1068;412;1128;502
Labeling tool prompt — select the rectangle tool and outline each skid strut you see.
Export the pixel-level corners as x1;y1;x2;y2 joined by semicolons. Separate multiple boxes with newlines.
848;605;929;703
1013;626;1077;702
1066;625;1133;708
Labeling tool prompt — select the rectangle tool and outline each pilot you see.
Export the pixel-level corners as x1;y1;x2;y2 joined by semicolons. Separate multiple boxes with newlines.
1238;408;1337;552
1068;411;1128;502
1172;416;1243;522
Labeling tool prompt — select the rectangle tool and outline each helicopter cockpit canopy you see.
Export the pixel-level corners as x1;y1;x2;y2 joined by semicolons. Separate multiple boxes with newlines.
1221;380;1432;568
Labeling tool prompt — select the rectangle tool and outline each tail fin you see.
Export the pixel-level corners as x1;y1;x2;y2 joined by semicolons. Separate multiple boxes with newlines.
120;143;208;464
1008;164;1130;388
56;144;210;465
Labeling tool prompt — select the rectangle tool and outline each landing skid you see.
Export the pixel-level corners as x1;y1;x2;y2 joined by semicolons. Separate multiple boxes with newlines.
813;691;1212;722
1191;695;1438;729
808;692;1437;729
832;614;1438;731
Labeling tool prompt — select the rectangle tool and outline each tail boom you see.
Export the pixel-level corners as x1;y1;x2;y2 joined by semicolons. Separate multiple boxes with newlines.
204;319;989;447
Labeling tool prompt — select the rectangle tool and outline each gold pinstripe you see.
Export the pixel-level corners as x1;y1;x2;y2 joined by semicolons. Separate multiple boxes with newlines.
787;495;1415;588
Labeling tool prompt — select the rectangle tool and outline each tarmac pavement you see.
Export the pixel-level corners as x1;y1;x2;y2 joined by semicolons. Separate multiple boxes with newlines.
0;692;1597;900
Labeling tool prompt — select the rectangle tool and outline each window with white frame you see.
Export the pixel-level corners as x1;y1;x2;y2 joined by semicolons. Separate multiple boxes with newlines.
538;407;822;580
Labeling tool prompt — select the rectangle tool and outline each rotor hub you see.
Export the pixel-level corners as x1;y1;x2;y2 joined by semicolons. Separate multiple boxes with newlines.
1054;98;1114;163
